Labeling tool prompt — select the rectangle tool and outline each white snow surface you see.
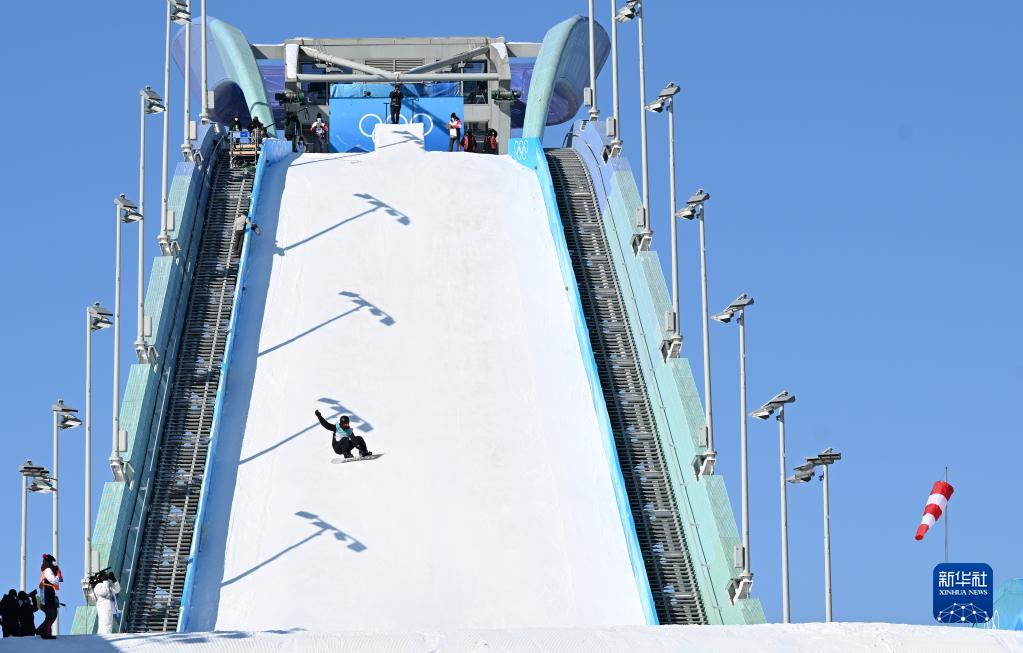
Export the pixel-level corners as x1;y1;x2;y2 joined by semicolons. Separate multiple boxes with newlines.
10;624;1023;652
187;136;647;632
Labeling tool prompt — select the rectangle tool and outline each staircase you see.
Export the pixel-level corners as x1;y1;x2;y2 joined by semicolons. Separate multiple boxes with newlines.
545;148;707;625
124;156;254;632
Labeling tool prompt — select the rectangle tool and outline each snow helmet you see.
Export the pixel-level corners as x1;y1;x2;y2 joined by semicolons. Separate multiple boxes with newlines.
340;415;350;424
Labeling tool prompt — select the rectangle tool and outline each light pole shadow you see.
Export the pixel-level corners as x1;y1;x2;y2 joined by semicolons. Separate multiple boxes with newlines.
220;511;367;588
257;290;394;358
273;192;411;256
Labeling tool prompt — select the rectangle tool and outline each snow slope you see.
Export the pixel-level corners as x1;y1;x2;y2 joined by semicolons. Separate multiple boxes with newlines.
9;624;1023;652
186;132;647;631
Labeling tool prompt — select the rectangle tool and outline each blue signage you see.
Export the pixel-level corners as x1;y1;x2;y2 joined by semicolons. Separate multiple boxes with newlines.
933;563;993;624
327;96;465;153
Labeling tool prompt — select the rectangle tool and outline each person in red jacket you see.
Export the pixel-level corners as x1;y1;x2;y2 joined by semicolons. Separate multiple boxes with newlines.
461;128;477;153
483;128;499;154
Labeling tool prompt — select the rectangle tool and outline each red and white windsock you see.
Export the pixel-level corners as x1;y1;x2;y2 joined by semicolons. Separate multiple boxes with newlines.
915;480;954;540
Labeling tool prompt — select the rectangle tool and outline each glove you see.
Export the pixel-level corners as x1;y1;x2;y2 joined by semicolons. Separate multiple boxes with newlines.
315;410;322;417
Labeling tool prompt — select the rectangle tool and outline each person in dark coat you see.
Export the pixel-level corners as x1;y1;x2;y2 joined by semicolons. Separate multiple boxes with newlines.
389;84;404;124
16;591;37;637
0;590;18;637
315;411;372;458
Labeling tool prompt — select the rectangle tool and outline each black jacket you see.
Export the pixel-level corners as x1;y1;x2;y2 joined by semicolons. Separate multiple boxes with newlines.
389;89;404;108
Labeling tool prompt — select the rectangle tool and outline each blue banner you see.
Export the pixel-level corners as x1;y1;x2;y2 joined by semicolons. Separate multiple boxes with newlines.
328;97;465;152
933;563;993;624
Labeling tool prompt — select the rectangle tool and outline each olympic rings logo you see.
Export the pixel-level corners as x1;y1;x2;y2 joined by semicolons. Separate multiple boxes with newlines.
511;139;529;161
358;113;435;138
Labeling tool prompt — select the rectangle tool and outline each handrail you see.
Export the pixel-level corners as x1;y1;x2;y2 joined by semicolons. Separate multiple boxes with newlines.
177;138;290;631
116;134;228;632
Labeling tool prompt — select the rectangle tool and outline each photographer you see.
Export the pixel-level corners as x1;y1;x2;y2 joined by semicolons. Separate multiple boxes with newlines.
91;568;121;635
16;590;37;637
35;554;61;639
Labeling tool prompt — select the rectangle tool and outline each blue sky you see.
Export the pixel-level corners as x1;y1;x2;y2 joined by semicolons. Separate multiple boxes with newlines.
0;0;1019;628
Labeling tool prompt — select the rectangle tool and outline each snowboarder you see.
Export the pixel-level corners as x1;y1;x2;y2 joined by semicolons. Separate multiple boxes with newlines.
0;590;17;637
315;410;372;458
389;84;404;124
92;570;121;635
35;554;61;639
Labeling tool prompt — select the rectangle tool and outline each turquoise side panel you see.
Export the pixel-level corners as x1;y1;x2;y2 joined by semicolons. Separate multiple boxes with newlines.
567;122;766;625
72;126;226;634
510;137;657;625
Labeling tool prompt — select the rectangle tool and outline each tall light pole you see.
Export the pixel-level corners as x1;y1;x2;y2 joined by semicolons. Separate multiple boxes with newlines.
587;0;599;122
199;0;209;124
51;400;80;635
182;3;193;159
160;2;190;254
85;303;112;589
645;83;682;361
752;390;796;623
713;293;755;600
678;189;716;477
137;87;166;363
113;196;141;483
615;0;651;251
789;448;842;622
19;461;55;591
607;0;622;155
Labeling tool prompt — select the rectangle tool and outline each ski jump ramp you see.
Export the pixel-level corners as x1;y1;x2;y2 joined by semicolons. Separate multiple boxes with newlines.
187;128;648;630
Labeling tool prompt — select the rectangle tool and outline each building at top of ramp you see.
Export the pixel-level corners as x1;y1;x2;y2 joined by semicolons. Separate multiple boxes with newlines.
185;127;649;631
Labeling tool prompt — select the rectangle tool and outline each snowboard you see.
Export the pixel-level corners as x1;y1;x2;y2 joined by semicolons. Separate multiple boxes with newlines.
332;453;385;464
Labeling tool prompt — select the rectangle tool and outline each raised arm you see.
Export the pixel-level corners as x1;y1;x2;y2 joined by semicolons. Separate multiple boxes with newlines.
314;410;335;432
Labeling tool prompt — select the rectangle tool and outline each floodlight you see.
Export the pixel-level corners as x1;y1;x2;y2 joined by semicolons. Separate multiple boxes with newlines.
793;461;816;474
687;188;711;205
116;194;142;223
751;390;795;419
713;293;754;323
29;478;56;494
88;303;113;331
169;0;191;23
615;0;640;22
55;399;82;430
675;206;696;220
142;86;166;114
645;82;679;113
815;448;842;465
787;471;814;484
18;461;48;478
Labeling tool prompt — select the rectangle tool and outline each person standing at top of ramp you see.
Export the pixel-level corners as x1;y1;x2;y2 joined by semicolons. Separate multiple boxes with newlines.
315;410;373;459
389;84;404;124
35;555;61;639
310;113;329;153
448;113;463;152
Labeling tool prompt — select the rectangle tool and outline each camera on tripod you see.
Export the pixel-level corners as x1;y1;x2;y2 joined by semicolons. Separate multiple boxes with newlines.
87;567;117;588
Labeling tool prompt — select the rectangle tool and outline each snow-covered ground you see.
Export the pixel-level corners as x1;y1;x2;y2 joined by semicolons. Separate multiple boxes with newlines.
6;624;1023;652
186;130;646;631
